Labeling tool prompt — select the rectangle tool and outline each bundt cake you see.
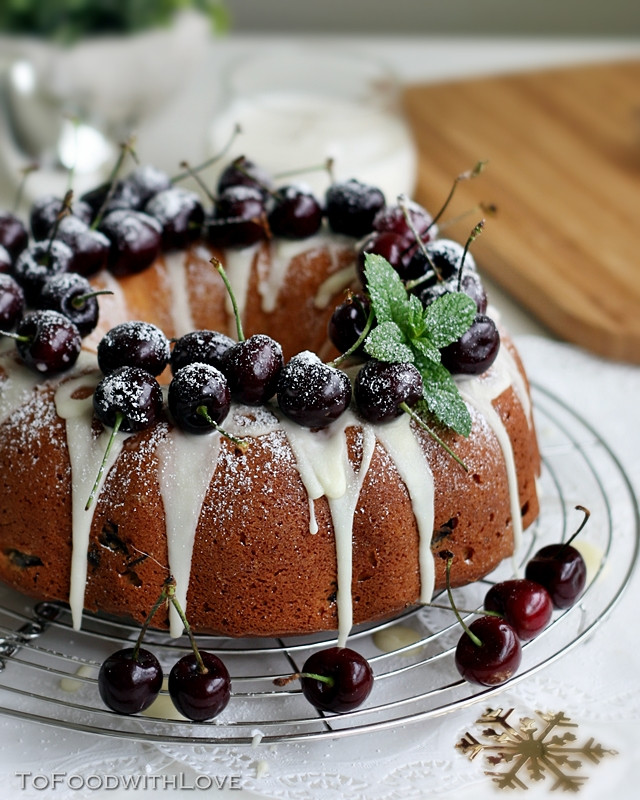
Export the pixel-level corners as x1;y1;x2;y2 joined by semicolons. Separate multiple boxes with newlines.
0;158;540;643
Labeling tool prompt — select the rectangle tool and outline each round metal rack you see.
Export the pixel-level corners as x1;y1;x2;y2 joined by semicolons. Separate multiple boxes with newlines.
0;384;638;744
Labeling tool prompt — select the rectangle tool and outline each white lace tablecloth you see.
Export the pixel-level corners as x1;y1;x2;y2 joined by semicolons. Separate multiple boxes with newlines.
1;335;638;799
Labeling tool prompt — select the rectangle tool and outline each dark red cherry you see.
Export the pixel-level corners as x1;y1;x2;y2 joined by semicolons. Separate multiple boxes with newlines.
299;647;373;713
168;362;231;434
354;360;423;423
0;244;12;274
525;544;587;609
98;647;162;715
98;210;162;276
372;200;433;240
93;366;163;431
0;273;25;330
97;320;170;376
14;310;82;375
484;579;553;640
168;651;231;721
268;185;323;239
440;314;500;375
145;187;205;250
82;165;171;218
325;179;385;238
170;329;235;375
455;616;522;686
221;333;283;405
12;239;74;305
39;273;101;336
357;231;413;285
277;351;351;428
0;211;29;260
207;185;268;248
460;273;488;313
29;194;92;241
54;216;110;276
328;293;371;356
217;155;274;200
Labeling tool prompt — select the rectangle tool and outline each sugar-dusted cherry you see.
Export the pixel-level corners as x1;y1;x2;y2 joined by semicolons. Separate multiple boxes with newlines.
97;320;170;376
168;362;231;434
39;273;104;337
217;155;274;200
207;185;268;248
484;579;553;640
355;360;423;423
0;244;12;274
98;210;162;276
0;210;29;260
13;310;82;375
277;350;351;428
170;329;235;375
12;239;75;304
29;193;93;241
325;178;385;238
0;273;25;330
54;215;110;277
145;187;205;250
221;333;284;405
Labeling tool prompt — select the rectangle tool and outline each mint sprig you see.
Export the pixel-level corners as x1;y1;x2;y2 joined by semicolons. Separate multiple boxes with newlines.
362;253;476;436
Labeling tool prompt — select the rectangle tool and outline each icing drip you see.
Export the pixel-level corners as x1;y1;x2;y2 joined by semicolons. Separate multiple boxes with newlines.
156;426;222;637
456;352;524;549
279;410;376;647
162;251;196;337
314;263;357;310
223;243;260;321
54;371;131;629
375;415;436;604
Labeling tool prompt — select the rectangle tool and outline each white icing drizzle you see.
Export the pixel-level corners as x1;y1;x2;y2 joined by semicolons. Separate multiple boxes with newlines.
156;426;222;637
223;242;260;320
162;251;196;337
375;415;436;603
456;351;524;549
54;371;131;629
314;263;357;310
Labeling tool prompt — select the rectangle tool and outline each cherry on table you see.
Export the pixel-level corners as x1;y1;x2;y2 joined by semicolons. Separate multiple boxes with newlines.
221;333;283;405
170;329;235;375
276;350;351;428
13;309;82;375
168;651;231;721
325;178;386;238
455;615;522;686
97;320;170;376
0;273;25;330
484;579;553;640
297;647;373;713
168;362;231;434
354;360;423;423
98;647;163;715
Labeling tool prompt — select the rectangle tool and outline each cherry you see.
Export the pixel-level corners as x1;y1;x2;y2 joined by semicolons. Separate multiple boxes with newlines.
168;651;231;721
0;244;12;274
207;185;268;248
82;165;171;218
93;366;163;431
97;321;170;376
459;272;488;314
170;329;235;375
440;314;500;375
217;155;274;200
455;615;522;686
0;273;25;330
268;185;323;239
12;310;82;375
124;164;172;209
221;333;283;405
144;187;205;250
98;647;162;715
12;239;75;305
328;293;371;356
0;210;29;260
39;273;104;337
54;216;110;277
325;179;385;238
372;200;433;240
98;210;162;276
484;579;553;640
297;647;373;714
277;351;351;428
29;194;93;241
354;360;423;423
357;230;413;285
168;362;231;434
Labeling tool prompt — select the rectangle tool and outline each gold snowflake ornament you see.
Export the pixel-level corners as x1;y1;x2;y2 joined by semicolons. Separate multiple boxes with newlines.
456;708;617;792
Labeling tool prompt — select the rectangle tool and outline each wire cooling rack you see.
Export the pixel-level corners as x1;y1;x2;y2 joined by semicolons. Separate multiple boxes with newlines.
0;384;638;744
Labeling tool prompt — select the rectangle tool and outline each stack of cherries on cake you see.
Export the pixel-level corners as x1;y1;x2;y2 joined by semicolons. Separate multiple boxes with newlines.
0;154;585;720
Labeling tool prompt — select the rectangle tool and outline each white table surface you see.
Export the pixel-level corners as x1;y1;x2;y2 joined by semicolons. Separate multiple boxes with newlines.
1;34;640;800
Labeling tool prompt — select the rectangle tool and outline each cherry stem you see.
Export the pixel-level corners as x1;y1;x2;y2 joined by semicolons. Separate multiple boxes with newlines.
328;305;375;368
85;412;123;511
398;194;442;282
559;505;591;554
178;160;217;204
427;601;502;618
273;156;335;182
132;578;172;661
196;405;249;452
46;189;73;262
0;330;30;343
457;220;485;291
212;258;245;341
426;160;488;233
165;581;207;674
171;123;242;184
273;671;334;688
400;402;468;472
443;555;483;647
437;202;497;233
71;289;114;309
91;137;137;230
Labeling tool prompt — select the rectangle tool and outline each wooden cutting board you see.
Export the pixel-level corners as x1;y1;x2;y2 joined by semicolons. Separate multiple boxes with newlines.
403;59;640;363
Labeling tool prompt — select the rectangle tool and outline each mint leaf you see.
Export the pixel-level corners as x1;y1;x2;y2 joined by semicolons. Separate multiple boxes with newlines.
364;321;415;363
425;292;477;349
363;253;408;324
417;357;472;437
